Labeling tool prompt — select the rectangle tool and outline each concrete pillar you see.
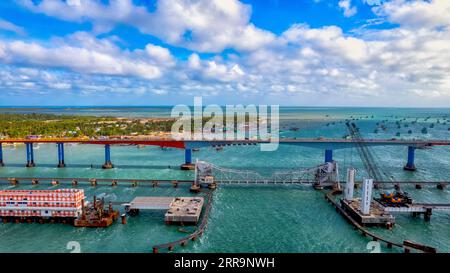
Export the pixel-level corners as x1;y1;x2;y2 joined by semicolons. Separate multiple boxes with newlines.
181;148;195;170
185;148;192;164
424;208;432;222
345;168;356;201
57;143;66;168
404;146;416;171
0;143;4;167
26;143;35;167
360;178;373;215
102;144;114;169
325;149;333;163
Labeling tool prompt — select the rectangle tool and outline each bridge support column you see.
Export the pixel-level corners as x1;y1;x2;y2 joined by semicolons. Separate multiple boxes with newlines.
181;148;195;170
102;144;114;169
57;143;66;168
0;143;4;167
26;143;35;167
325;149;333;163
424;208;432;222
404;146;416;171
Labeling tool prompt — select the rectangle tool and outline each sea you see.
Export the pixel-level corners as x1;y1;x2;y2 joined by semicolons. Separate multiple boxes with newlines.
0;106;449;253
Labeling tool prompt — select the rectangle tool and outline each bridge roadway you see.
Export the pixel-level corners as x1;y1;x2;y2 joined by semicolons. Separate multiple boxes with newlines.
1;138;450;170
2;138;450;150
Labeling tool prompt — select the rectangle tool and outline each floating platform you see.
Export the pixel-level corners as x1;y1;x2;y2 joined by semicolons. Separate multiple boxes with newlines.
124;196;205;225
126;197;175;210
341;198;395;227
165;197;204;225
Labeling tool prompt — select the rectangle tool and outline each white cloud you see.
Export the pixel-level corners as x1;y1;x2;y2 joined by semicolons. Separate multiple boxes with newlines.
0;32;176;80
144;44;175;66
0;19;26;35
339;0;357;17
3;0;450;106
67;0;81;6
188;53;201;69
20;0;275;53
374;0;450;28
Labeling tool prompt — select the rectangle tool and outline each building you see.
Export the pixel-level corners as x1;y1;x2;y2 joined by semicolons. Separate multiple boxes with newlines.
0;189;84;218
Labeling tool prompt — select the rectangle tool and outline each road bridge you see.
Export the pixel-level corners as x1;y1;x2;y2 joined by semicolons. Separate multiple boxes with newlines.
1;138;449;170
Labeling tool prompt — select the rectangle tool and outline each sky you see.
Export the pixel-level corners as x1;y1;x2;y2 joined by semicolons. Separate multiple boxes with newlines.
0;0;449;106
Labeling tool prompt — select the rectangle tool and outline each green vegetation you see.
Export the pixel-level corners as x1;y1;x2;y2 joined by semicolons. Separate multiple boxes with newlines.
0;113;175;138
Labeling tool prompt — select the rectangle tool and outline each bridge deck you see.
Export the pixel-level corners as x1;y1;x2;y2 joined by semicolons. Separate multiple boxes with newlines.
1;138;450;148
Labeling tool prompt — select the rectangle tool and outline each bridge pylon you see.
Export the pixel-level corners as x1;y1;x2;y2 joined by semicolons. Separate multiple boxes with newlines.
181;148;195;170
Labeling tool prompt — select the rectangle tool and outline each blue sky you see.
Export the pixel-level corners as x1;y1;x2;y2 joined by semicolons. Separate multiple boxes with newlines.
0;0;449;106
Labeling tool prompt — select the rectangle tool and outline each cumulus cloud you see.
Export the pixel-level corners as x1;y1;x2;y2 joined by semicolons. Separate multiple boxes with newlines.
339;0;358;17
0;32;176;80
185;53;245;82
374;0;450;28
3;0;450;106
20;0;275;53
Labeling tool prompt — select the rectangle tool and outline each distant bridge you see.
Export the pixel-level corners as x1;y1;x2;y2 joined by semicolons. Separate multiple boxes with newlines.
2;138;450;149
1;138;450;170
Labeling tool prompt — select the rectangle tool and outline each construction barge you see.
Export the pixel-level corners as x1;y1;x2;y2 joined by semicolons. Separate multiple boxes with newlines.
74;196;119;227
0;189;119;227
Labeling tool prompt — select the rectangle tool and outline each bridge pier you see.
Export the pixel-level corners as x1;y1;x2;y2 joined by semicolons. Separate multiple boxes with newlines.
0;143;4;167
57;143;66;168
424;208;432;222
404;146;416;171
325;149;333;163
26;143;35;167
102;144;114;169
181;148;195;170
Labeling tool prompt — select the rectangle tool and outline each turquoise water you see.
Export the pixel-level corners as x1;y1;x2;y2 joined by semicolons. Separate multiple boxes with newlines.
1;107;450;253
